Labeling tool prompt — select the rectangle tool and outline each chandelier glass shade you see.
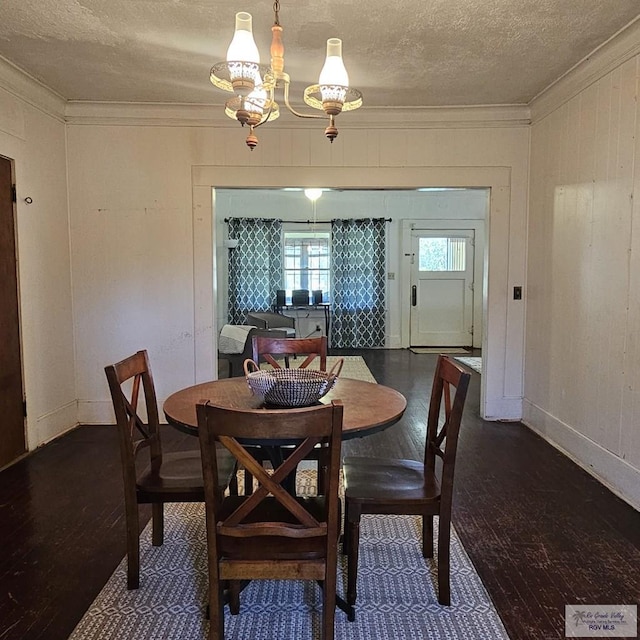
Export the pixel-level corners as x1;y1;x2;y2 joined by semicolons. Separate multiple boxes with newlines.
209;2;363;150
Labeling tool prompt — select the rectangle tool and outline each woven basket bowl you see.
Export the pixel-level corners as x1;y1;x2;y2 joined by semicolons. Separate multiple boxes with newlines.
243;358;343;407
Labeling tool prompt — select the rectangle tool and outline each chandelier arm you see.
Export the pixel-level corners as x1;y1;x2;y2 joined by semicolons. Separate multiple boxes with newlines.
254;104;274;128
282;77;326;121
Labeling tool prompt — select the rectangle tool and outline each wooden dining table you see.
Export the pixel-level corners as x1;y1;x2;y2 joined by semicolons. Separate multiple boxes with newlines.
163;375;405;622
163;376;407;441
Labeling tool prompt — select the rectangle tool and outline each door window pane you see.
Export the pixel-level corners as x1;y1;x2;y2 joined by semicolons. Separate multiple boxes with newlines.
418;237;466;272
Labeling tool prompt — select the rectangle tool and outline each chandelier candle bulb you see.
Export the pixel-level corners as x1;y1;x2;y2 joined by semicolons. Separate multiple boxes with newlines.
226;12;260;96
226;12;259;64
319;38;349;115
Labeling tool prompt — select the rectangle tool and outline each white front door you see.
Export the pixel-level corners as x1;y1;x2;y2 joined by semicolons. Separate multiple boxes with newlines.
409;230;475;346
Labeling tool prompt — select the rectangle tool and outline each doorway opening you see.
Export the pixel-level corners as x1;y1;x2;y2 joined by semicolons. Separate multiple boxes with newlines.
194;165;519;420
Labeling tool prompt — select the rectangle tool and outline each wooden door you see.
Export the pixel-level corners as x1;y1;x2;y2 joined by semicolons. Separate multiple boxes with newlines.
409;230;474;347
0;156;26;468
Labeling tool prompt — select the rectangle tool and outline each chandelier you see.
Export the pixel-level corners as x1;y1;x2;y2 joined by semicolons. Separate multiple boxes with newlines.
209;0;363;150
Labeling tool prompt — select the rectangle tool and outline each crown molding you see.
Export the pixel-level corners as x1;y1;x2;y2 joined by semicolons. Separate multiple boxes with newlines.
530;16;640;123
64;101;530;129
0;51;530;130
0;55;66;122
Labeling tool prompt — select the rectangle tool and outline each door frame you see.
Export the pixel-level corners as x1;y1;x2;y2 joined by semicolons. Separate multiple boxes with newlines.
401;218;485;349
193;165;523;421
0;154;26;468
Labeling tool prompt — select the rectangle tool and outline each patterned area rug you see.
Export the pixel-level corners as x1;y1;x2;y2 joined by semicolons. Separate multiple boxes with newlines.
454;356;482;374
410;348;472;355
69;470;509;640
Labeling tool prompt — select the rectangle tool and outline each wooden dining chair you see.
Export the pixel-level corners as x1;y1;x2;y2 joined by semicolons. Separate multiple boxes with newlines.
251;335;328;371
218;327;288;378
342;354;471;610
104;350;236;589
196;399;344;640
243;335;329;494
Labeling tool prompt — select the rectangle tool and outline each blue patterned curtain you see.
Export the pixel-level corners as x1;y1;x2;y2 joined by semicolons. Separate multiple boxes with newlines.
330;218;386;348
227;218;282;324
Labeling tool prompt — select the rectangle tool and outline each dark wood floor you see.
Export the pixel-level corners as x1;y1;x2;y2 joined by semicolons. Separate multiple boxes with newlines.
1;349;639;640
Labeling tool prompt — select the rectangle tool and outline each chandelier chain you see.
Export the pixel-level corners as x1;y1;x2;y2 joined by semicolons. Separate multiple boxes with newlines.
273;0;280;26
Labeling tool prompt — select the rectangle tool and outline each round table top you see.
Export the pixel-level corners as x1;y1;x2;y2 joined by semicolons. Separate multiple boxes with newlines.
163;376;407;440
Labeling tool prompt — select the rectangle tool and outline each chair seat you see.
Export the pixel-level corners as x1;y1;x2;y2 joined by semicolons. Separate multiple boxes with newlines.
137;449;235;495
342;456;441;505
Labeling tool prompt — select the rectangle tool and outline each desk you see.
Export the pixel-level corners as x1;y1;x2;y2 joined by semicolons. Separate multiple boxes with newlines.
274;303;331;339
163;376;406;440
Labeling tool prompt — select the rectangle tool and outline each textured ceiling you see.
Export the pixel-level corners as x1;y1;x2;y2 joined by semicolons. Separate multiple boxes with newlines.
0;0;638;108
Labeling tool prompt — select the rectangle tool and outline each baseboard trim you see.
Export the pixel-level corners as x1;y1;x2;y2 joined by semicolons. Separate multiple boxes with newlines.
483;397;523;422
32;400;79;449
523;400;640;512
78;399;171;425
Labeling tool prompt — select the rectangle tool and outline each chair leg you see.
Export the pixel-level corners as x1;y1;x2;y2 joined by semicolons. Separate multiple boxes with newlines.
243;469;254;495
346;516;361;607
151;502;164;546
229;580;241;615
125;502;140;590
317;448;328;494
437;515;451;605
322;570;337;640
342;500;350;556
422;514;434;558
228;471;239;496
208;578;225;640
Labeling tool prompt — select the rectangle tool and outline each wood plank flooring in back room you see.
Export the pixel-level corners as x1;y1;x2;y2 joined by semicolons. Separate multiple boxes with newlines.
1;349;639;640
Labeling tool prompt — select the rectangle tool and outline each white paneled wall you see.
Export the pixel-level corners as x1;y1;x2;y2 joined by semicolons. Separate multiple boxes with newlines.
526;54;640;509
0;57;530;445
67;124;529;423
0;86;76;449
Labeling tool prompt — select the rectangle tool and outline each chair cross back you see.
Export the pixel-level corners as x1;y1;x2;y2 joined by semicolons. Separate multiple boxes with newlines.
425;356;470;475
252;336;328;370
217;432;326;537
105;351;162;467
121;374;154;449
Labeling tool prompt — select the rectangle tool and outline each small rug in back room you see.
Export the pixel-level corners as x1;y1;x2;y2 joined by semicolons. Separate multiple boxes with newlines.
410;347;472;355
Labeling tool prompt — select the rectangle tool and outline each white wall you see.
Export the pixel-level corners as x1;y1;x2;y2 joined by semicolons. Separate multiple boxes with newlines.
65;118;529;422
525;23;640;509
214;188;488;348
66;126;198;423
0;78;76;449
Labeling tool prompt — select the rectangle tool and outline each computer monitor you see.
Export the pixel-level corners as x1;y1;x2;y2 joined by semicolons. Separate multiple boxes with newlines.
291;289;310;305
